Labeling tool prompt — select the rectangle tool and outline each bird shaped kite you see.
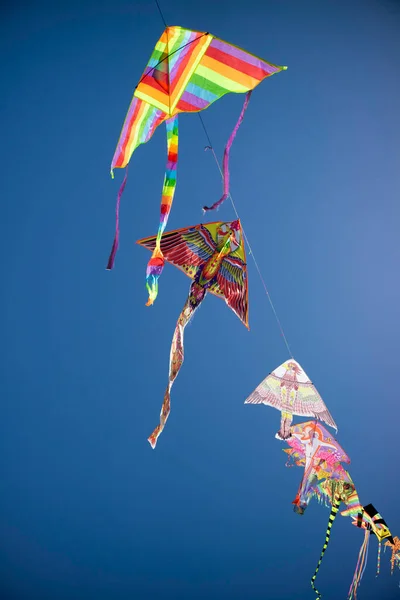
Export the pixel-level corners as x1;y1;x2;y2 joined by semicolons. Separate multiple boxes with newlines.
107;26;286;306
245;359;337;440
137;219;248;448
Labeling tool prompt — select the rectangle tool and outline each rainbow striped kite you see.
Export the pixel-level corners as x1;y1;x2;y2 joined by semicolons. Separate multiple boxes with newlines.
107;26;286;306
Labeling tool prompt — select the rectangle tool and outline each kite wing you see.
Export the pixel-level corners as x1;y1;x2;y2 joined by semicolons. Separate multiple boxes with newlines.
207;256;249;328
137;220;249;328
290;421;348;462
292;381;337;431
111;26;286;171
207;220;248;327
244;372;282;407
137;223;216;279
245;360;338;432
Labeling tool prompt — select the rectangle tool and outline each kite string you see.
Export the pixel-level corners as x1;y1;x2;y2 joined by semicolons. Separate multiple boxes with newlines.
198;114;293;358
155;0;167;28
153;0;293;359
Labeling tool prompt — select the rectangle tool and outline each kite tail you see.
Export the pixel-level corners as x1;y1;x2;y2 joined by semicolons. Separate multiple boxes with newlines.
203;91;252;212
147;283;205;449
348;530;370;600
311;497;341;599
146;116;179;306
376;541;381;577
106;169;129;270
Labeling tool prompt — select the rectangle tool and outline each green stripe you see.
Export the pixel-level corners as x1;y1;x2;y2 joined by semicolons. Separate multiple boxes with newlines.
189;72;229;97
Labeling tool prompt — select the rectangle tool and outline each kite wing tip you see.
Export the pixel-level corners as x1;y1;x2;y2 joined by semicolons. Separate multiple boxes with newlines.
148;437;157;449
282;65;288;70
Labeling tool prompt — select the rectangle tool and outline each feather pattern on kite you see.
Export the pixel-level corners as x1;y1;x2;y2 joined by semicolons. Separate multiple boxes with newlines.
245;360;337;440
107;25;286;306
137;219;248;448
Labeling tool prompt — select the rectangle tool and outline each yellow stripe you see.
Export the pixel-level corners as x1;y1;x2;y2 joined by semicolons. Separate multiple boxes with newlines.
170;34;213;112
196;63;250;94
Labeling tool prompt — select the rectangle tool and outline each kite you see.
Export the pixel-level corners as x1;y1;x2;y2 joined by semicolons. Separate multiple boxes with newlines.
245;359;337;440
282;421;350;515
137;219;248;448
347;504;394;599
384;536;400;575
107;25;287;306
310;476;358;599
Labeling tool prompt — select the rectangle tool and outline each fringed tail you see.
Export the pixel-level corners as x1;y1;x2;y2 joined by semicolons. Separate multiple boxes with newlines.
145;116;179;305
147;283;205;448
311;497;341;598
348;530;370;600
106;168;129;269
203;91;252;212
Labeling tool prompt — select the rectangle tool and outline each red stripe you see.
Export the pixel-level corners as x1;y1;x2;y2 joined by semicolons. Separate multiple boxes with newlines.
168;150;178;162
141;74;170;96
170;36;203;93
205;45;269;81
175;98;199;112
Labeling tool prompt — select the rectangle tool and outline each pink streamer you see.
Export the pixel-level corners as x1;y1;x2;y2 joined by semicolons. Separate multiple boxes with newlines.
106;168;129;270
203;91;252;212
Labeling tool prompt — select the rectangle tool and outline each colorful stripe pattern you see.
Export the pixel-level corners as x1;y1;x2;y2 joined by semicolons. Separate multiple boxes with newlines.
111;98;166;173
108;27;286;285
111;26;286;171
145;116;179;305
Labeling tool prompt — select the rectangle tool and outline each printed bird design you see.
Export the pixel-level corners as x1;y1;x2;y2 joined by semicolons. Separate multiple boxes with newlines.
245;359;337;440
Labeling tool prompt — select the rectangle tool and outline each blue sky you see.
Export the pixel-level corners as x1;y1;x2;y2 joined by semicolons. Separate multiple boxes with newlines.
1;0;399;598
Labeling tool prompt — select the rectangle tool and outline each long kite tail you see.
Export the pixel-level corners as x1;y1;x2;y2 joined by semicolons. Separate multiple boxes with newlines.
348;530;370;600
106;168;129;270
203;91;252;212
311;497;341;599
147;284;205;449
146;116;179;306
376;540;381;577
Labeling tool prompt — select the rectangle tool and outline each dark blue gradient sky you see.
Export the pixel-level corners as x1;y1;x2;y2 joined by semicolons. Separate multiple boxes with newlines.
1;0;399;598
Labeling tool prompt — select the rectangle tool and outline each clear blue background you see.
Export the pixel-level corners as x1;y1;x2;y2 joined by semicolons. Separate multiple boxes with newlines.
1;0;399;598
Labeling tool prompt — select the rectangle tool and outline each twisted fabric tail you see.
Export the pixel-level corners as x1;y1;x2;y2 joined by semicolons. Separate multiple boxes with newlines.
147;284;205;449
311;497;341;598
203;91;252;212
146;116;179;305
348;530;370;600
106;168;129;270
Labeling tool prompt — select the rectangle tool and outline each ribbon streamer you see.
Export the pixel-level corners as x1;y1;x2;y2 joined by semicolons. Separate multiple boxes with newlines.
203;91;251;212
146;116;179;305
148;282;205;448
